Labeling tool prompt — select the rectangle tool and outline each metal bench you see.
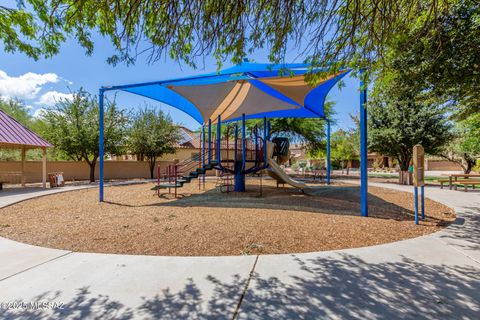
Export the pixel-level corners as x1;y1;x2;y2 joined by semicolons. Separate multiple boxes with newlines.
454;180;480;192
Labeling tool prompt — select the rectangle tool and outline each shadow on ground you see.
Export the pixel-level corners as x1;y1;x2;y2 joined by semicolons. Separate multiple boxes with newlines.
438;205;480;251
1;254;478;319
107;183;452;224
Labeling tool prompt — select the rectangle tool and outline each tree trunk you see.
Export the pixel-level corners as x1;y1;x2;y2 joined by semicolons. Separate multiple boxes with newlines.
148;158;156;179
462;154;475;174
398;158;411;185
89;162;96;182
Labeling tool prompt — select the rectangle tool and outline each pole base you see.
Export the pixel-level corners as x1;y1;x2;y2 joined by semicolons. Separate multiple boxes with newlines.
234;161;246;192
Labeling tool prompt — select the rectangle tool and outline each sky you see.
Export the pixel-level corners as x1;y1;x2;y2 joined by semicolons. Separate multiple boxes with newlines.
0;9;362;131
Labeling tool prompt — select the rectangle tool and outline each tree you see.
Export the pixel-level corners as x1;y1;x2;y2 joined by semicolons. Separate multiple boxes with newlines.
381;0;480;119
42;90;128;182
1;1;453;76
0;97;32;127
255;101;335;154
439;113;480;173
368;81;453;183
330;129;358;174
128;108;180;179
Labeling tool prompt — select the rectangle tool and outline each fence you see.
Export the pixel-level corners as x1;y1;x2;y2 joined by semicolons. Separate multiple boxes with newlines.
0;160;174;184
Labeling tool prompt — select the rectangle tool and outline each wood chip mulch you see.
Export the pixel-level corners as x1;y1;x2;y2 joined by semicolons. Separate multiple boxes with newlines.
0;179;455;256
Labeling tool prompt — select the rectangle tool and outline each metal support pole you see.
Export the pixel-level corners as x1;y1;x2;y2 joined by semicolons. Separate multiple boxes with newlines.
360;72;368;217
208;119;212;164
217;115;221;165
326;119;331;185
254;125;259;163
99;89;105;202
234;124;238;162
421;185;425;220
242;113;246;170
414;186;419;225
263;117;267;163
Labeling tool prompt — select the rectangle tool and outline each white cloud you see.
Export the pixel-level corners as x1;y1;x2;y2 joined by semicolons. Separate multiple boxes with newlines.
36;91;74;106
33;108;47;119
0;69;59;99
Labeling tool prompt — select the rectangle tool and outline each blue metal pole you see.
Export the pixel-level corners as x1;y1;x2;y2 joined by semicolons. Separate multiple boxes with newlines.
208;119;212;164
242;113;246;170
217;115;221;165
99;89;105;202
263;117;267;163
421;185;425;220
326;119;331;185
234;124;238;162
414;186;419;225
360;71;368;217
267;121;271;140
254;125;259;163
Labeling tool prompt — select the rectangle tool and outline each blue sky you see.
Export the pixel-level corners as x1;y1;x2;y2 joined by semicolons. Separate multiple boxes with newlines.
0;14;361;131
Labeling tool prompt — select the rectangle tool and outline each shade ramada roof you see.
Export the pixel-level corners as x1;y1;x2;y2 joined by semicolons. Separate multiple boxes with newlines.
103;62;350;124
0;109;52;149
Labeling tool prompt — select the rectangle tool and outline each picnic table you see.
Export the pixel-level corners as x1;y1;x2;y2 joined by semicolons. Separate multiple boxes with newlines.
440;173;480;190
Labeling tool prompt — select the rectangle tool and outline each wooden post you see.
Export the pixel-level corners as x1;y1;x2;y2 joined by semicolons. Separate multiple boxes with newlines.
42;147;47;188
413;145;425;187
21;147;26;186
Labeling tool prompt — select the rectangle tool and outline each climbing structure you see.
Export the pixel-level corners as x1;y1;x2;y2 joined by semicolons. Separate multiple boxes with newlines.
154;115;270;194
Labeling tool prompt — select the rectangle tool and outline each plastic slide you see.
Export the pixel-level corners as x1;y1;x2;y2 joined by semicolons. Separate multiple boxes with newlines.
265;142;307;190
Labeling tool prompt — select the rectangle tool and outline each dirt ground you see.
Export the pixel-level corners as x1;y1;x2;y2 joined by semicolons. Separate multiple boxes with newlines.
0;178;455;256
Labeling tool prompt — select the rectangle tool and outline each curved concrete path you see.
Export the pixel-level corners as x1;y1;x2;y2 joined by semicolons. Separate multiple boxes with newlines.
0;182;479;319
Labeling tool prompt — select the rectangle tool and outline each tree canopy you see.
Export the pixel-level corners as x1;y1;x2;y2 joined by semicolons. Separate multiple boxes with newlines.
381;0;480;118
439;113;480;173
368;78;452;174
128;108;180;179
41;89;129;181
1;1;455;78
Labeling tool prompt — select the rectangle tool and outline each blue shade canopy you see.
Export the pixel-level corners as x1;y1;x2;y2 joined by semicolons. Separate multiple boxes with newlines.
104;62;350;124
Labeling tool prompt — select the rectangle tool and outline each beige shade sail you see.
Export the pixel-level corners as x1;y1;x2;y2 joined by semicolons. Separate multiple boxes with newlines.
169;80;301;124
257;73;342;106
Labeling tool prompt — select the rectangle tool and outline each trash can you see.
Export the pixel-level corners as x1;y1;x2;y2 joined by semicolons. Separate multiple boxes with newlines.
48;172;65;188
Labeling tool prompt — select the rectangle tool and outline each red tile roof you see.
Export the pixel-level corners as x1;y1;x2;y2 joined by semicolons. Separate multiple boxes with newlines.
0;109;52;148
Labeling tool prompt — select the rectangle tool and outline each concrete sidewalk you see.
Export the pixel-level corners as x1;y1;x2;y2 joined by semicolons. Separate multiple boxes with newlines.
0;182;479;319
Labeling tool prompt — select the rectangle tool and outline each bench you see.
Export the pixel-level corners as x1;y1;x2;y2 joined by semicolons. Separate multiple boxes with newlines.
438;179;451;189
454;180;480;192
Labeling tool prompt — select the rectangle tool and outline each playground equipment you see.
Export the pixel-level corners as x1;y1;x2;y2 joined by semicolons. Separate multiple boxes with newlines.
98;61;370;217
154;116;270;195
266;140;307;191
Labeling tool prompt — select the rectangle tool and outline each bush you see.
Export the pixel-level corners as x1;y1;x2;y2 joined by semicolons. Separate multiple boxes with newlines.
473;159;480;173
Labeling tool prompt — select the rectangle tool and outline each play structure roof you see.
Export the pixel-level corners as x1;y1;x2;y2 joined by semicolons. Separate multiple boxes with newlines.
106;62;349;124
0;109;52;149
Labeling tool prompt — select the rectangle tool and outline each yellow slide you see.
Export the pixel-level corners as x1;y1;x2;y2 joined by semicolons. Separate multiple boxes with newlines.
266;142;307;190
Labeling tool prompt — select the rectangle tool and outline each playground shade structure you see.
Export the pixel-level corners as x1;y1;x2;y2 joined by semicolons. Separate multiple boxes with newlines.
107;62;349;124
99;62;369;216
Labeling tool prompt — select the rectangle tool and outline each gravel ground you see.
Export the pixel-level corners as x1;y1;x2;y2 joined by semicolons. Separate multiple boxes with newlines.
0;179;455;256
